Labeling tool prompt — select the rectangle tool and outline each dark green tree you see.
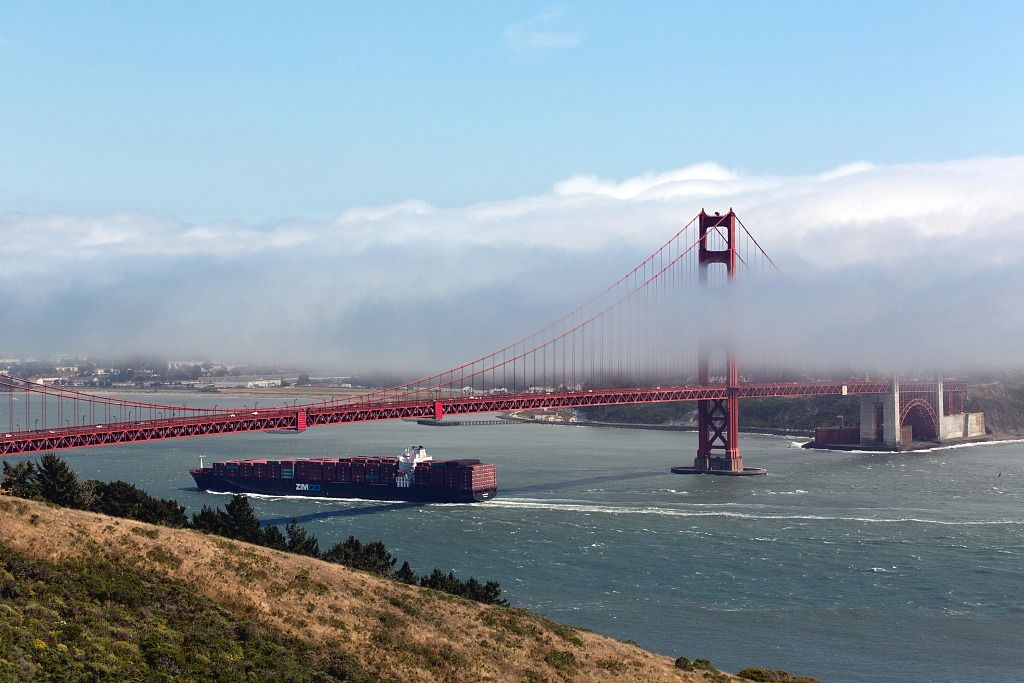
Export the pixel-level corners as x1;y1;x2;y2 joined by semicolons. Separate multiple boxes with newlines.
394;561;418;585
321;536;359;566
190;505;224;535
419;569;459;594
259;524;289;551
419;568;507;605
1;460;40;498
321;536;396;576
90;480;188;527
469;578;507;606
359;541;397;575
284;520;320;557
218;495;262;543
37;453;90;508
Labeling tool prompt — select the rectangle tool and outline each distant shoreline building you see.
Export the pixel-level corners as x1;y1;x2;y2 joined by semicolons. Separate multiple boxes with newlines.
246;379;283;389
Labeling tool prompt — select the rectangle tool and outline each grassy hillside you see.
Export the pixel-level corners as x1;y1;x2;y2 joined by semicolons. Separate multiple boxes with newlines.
0;496;788;683
0;541;378;682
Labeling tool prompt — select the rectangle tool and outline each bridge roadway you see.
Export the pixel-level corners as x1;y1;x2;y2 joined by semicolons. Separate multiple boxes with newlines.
0;380;912;456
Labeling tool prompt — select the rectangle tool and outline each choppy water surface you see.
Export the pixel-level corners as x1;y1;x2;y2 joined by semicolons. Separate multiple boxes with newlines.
15;407;1024;682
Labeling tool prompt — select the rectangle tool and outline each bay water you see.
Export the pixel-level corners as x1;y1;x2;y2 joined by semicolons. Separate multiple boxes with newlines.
6;399;1023;682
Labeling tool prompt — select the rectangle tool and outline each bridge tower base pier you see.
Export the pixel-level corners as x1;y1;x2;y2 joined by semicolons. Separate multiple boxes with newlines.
858;379;901;448
671;391;766;475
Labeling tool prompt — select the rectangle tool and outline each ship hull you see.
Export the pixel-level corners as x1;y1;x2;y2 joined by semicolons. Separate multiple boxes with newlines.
191;471;495;503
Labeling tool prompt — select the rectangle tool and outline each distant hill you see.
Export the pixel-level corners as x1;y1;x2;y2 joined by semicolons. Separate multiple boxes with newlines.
579;395;861;433
965;380;1024;435
0;496;792;683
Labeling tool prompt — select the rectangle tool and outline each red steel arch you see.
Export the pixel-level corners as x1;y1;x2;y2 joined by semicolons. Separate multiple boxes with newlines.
900;397;938;441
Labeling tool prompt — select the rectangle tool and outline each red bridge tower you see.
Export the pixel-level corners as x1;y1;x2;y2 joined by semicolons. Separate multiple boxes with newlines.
675;210;765;476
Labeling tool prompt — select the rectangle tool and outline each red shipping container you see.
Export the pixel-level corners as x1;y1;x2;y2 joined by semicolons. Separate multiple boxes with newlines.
429;467;444;487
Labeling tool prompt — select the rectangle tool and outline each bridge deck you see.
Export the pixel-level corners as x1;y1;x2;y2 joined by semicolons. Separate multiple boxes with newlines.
0;380;937;455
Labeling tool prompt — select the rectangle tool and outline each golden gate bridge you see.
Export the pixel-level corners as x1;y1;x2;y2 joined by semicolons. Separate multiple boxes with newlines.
0;210;969;471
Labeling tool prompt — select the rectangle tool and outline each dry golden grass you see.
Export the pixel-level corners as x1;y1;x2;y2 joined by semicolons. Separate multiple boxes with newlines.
0;496;743;683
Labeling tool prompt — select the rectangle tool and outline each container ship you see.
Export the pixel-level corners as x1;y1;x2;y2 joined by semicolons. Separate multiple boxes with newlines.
190;446;497;503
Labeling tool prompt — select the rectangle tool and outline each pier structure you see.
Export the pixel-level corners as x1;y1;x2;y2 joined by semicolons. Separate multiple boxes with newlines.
814;379;985;450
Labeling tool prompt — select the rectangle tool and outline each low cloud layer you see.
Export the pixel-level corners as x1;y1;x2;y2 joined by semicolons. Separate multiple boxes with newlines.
3;155;1023;376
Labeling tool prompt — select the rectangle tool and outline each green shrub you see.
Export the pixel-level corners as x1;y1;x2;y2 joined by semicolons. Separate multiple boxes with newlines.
418;568;507;605
596;657;627;673
91;480;188;527
322;537;396;576
544;620;584;646
480;607;540;638
541;647;579;672
145;546;182;569
737;668;822;683
676;656;718;672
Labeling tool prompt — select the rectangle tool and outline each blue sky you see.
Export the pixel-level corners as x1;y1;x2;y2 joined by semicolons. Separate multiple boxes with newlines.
2;1;1022;222
3;3;1024;369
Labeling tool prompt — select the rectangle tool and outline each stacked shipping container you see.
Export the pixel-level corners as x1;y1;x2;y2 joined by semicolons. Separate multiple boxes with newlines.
201;456;495;500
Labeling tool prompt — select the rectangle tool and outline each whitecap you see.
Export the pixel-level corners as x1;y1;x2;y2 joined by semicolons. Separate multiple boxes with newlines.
490;498;1022;526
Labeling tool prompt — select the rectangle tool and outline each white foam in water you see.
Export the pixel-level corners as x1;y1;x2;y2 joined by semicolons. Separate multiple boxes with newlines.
488;497;1023;526
201;490;473;506
911;438;1024;453
816;438;1024;455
